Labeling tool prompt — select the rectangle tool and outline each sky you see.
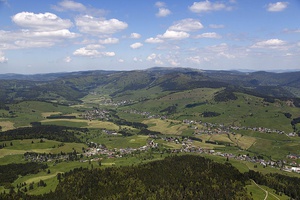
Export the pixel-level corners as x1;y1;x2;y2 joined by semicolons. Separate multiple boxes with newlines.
0;0;299;74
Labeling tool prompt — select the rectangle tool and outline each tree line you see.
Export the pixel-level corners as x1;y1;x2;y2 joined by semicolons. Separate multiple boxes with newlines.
0;125;86;143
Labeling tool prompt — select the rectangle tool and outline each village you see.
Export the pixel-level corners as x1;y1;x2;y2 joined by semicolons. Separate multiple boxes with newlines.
22;129;300;174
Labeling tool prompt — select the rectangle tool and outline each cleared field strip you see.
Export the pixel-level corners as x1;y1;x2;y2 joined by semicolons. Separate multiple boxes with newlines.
0;121;15;131
143;119;188;135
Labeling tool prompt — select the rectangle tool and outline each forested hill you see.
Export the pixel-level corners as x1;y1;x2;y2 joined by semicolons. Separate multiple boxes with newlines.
2;155;300;199
1;155;251;200
0;68;300;104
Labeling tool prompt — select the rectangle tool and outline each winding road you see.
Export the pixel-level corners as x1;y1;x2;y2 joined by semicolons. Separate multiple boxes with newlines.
251;180;280;200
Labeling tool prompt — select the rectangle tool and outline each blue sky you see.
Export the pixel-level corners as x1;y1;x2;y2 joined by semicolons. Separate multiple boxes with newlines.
0;0;299;74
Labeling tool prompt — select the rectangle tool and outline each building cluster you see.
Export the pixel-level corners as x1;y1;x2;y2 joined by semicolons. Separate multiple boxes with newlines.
122;109;167;119
81;109;110;121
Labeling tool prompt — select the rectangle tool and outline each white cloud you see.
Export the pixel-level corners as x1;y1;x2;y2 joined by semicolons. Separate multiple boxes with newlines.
133;57;143;62
64;56;72;63
156;8;171;17
209;24;225;29
218;52;235;59
168;59;180;66
0;51;8;63
73;47;115;57
118;59;124;63
30;29;78;38
73;47;100;57
52;0;106;16
0;29;78;50
159;30;190;40
85;44;104;49
147;53;157;61
130;33;141;39
4;12;79;49
186;56;203;64
147;53;163;65
156;44;180;50
102;52;115;57
14;40;54;48
98;37;119;44
251;39;286;49
169;18;203;32
267;2;288;12
75;15;128;35
206;43;229;52
130;42;143;49
155;1;166;8
155;1;171;17
54;0;86;12
145;37;164;43
195;32;221;39
283;28;300;33
189;1;228;13
12;12;72;31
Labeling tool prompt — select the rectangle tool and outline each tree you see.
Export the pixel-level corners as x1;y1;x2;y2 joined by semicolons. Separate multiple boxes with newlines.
57;173;62;182
38;180;46;187
29;182;34;190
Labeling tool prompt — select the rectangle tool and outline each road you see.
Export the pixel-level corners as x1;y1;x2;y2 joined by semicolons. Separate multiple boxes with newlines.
251;180;280;200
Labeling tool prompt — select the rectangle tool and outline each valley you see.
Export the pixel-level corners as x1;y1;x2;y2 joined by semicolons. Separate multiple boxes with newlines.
1;68;300;199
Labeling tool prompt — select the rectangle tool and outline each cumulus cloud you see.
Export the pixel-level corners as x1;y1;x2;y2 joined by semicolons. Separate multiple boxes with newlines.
118;59;124;63
0;29;78;50
14;40;54;48
98;37;119;44
0;51;8;63
158;30;190;40
156;8;171;17
147;53;163;65
3;12;79;49
30;29;77;38
189;1;228;13
145;37;164;43
251;39;286;49
186;56;203;64
133;57;143;62
130;32;141;39
85;44;104;49
218;52;235;59
168;59;180;66
155;1;171;17
73;46;115;57
155;1;166;7
75;15;128;35
52;0;106;16
267;2;288;12
195;32;221;39
130;42;143;49
53;0;86;12
102;52;115;57
12;12;72;31
169;18;203;32
64;56;72;63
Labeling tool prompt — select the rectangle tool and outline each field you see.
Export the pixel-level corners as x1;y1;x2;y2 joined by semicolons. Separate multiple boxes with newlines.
0;101;78;128
0;139;87;158
143;118;189;135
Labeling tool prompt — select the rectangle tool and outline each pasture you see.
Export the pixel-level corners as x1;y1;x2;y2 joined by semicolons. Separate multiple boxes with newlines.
143;118;189;135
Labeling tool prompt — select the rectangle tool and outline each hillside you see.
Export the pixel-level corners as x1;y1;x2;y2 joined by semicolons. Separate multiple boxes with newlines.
0;68;300;104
